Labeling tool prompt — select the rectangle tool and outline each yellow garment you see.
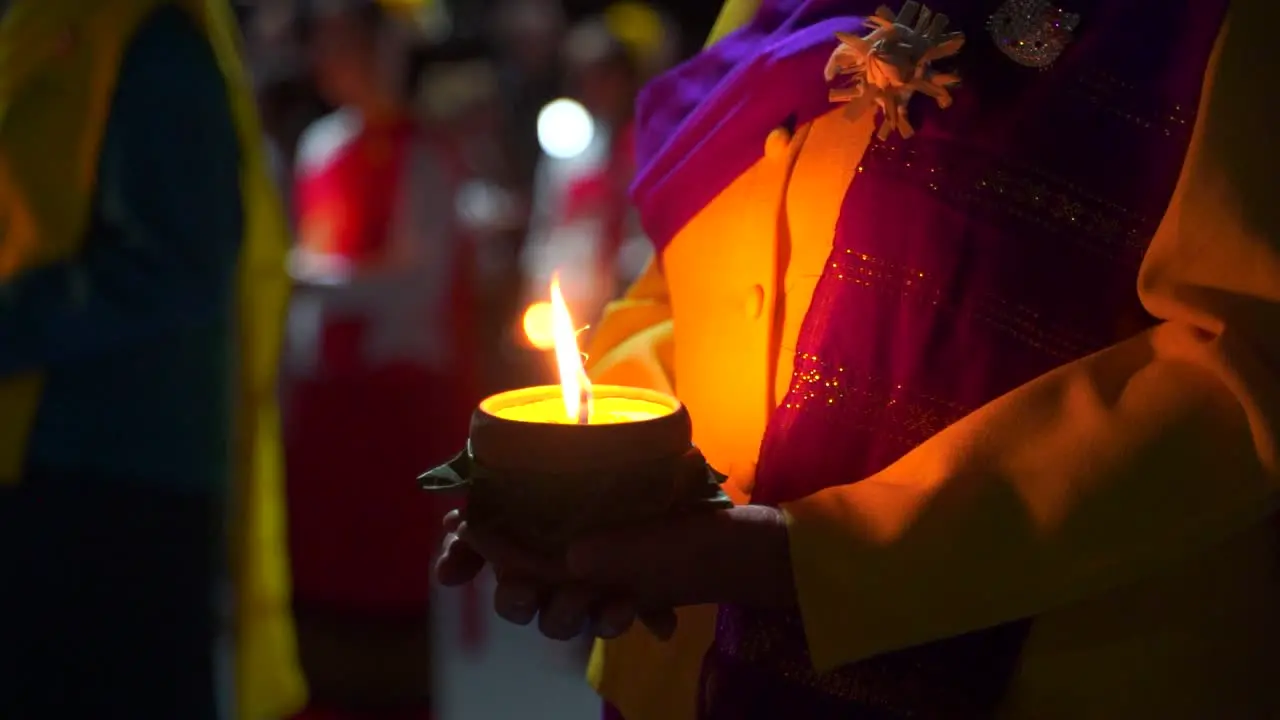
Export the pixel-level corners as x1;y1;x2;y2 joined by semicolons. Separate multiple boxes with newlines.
706;0;762;47
588;1;1280;718
0;2;305;718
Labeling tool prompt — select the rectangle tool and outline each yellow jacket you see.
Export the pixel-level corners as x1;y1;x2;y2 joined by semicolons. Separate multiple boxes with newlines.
0;1;304;717
588;1;1280;718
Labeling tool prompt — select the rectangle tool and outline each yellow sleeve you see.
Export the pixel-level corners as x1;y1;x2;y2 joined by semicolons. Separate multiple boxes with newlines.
707;0;761;46
782;6;1280;672
584;257;676;393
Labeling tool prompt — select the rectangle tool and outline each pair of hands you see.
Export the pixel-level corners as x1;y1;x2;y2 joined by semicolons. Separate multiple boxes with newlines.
435;505;797;641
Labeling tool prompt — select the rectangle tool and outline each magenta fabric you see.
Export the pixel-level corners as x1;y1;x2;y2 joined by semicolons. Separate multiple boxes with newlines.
630;0;864;252
626;0;1230;717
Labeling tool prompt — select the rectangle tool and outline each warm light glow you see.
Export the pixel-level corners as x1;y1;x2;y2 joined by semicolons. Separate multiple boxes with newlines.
549;274;592;423
536;98;595;160
482;384;677;425
522;301;556;350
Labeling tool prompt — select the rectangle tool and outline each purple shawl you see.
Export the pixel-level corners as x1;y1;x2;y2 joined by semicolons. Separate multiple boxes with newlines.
627;0;1230;717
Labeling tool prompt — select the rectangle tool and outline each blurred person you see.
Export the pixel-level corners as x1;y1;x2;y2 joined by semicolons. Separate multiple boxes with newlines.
283;1;479;717
440;1;1280;719
490;0;566;190
239;0;321;205
417;57;520;259
520;4;674;351
484;0;567;390
419;57;530;394
0;1;303;719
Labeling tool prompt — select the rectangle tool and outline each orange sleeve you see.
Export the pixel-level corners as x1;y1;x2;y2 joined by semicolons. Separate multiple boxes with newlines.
783;6;1280;671
585;257;676;394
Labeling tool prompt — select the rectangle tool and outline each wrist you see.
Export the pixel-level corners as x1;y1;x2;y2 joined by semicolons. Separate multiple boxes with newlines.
729;505;796;608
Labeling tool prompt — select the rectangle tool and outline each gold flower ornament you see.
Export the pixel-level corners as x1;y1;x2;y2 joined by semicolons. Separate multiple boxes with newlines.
825;1;965;140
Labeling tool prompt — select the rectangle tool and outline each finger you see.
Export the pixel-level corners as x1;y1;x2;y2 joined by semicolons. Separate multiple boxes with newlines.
493;576;540;626
442;509;463;534
434;533;486;587
457;522;568;581
538;585;599;641
638;608;678;641
591;599;637;640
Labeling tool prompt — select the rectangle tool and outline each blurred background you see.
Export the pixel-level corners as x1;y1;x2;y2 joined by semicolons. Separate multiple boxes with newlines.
229;1;719;718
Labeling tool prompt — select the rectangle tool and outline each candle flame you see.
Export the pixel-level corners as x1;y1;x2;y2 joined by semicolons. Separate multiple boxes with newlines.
548;274;592;423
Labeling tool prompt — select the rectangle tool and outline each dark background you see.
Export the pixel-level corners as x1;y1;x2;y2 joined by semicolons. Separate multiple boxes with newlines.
445;0;723;57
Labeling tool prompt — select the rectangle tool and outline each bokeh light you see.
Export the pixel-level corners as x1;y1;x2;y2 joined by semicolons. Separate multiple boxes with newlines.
536;98;595;160
522;300;556;350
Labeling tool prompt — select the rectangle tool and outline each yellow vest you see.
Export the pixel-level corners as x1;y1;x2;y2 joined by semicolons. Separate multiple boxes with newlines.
0;1;305;717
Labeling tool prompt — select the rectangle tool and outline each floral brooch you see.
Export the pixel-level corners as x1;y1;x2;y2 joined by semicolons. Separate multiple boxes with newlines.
825;1;964;140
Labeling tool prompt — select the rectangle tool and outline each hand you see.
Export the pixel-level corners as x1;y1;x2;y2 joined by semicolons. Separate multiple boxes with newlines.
436;510;657;641
435;505;795;641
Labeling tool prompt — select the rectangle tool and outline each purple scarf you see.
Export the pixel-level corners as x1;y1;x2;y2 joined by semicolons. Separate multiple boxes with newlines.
629;0;1229;717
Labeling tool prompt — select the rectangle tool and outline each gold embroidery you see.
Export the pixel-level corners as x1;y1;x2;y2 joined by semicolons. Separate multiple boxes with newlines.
719;611;874;700
780;352;971;449
717;606;1028;710
825;249;1105;360
718;608;955;707
1072;71;1196;137
861;141;1157;264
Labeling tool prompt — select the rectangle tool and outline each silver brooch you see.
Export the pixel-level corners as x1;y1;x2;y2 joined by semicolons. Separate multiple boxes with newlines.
825;2;965;141
987;0;1080;69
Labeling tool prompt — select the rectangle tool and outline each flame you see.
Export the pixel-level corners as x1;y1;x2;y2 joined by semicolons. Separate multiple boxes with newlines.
548;275;592;423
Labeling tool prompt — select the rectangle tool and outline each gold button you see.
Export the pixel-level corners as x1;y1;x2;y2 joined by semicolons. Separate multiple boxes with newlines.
764;126;793;160
743;284;765;319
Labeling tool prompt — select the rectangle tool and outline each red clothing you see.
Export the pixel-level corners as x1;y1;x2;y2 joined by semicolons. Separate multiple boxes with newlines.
294;116;416;264
559;121;636;268
285;113;477;613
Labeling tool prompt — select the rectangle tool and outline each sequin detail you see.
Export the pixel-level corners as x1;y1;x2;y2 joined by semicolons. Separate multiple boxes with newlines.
1074;72;1197;137
709;605;1031;717
781;352;970;443
987;0;1080;69
826;248;1111;360
860;141;1159;266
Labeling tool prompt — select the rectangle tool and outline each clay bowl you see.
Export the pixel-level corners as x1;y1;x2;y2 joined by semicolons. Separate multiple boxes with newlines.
429;384;729;556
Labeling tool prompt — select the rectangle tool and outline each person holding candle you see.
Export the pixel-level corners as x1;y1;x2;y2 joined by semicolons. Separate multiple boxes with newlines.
439;0;1280;718
0;1;303;718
